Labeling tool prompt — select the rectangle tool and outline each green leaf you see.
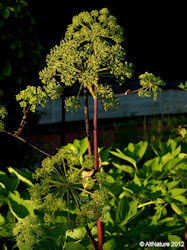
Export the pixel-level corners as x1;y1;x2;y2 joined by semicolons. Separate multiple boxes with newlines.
79;137;88;155
66;227;86;240
115;198;139;226
159;139;181;158
63;137;88;159
0;182;8;197
168;235;182;249
115;198;128;224
133;174;141;187
0;222;14;238
72;137;88;155
119;187;133;199
0;213;5;226
179;153;187;159
120;200;139;226
103;239;116;250
8;191;34;219
112;162;134;174
8;167;33;187
162;158;183;173
62;143;77;152
169;188;187;196
172;195;187;204
168;235;182;242
138;157;161;178
99;147;110;165
171;203;184;216
167;180;181;190
110;149;137;169
64;242;84;250
125;141;148;163
174;145;181;156
161;152;173;163
0;171;19;191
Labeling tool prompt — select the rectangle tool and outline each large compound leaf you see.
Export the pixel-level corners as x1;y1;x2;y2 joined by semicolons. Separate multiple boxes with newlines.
110;141;148;170
0;170;19;191
124;141;148;163
110;149;137;169
8;167;33;187
8;191;34;219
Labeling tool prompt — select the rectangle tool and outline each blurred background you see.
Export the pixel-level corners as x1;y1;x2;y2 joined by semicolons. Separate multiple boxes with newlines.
0;0;186;170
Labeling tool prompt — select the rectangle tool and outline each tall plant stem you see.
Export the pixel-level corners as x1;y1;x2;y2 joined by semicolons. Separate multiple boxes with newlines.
84;87;92;155
93;85;104;250
97;216;104;250
93;86;98;171
85;225;98;250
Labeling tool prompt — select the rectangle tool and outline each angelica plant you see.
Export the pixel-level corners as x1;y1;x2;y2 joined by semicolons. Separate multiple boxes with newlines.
3;8;167;250
13;8;165;250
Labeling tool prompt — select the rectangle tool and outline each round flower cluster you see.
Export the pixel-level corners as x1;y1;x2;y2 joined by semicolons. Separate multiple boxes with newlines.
17;8;133;114
138;72;165;100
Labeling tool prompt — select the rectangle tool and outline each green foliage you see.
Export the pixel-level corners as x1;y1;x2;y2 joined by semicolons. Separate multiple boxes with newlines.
10;137;112;248
1;137;186;249
138;72;165;100
99;138;186;248
0;167;34;247
110;141;148;172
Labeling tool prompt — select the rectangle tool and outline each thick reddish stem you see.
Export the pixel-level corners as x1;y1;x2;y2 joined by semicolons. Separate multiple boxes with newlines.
84;87;92;155
93;85;104;249
93;86;98;171
97;219;104;250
